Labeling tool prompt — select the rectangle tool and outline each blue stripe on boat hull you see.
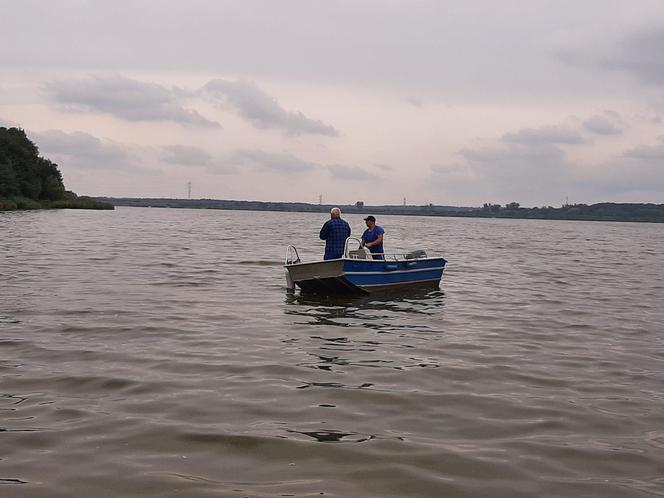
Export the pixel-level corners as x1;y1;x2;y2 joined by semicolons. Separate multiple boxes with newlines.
345;268;444;287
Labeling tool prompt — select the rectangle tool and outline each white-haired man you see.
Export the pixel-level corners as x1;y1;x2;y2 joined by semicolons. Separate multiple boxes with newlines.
319;207;351;259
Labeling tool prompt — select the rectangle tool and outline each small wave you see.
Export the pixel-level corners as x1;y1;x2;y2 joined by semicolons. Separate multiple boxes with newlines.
235;260;284;266
0;478;27;485
286;429;375;443
296;381;374;390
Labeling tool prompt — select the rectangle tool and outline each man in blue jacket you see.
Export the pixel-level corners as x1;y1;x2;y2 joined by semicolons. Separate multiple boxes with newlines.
361;215;385;260
319;207;351;259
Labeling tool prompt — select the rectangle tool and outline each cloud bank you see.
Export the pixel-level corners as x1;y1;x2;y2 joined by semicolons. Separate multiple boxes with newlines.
429;111;664;205
161;145;213;166
44;76;219;127
582;113;624;136
556;25;664;87
204;79;338;136
221;149;318;173
30;129;140;173
502;125;584;145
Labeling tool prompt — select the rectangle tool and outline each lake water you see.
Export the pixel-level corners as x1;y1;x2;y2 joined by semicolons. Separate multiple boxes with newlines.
2;207;664;497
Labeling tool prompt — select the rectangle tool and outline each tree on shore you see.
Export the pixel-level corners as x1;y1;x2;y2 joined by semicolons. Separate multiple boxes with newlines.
0;127;65;201
0;126;112;210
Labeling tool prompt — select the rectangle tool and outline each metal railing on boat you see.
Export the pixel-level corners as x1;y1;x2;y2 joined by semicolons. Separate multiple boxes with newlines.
343;237;428;261
284;245;301;265
285;237;431;265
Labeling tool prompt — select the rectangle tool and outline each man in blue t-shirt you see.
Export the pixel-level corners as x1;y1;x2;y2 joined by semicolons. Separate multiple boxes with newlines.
361;215;385;260
319;207;351;260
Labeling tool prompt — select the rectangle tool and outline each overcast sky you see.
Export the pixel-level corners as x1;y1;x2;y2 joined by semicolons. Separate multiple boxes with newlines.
2;0;664;206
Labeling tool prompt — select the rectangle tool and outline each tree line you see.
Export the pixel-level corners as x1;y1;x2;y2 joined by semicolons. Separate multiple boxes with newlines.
479;201;664;223
101;197;664;223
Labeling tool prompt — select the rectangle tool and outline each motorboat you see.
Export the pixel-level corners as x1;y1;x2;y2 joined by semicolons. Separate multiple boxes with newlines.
284;237;446;294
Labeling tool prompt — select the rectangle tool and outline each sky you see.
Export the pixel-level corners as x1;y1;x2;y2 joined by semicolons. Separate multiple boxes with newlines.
2;0;664;207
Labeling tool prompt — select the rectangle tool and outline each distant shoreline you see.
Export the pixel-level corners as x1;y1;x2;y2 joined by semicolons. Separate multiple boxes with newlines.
0;195;113;211
97;197;664;223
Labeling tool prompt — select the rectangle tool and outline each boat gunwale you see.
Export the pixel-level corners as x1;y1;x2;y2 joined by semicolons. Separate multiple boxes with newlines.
284;258;344;268
284;256;446;269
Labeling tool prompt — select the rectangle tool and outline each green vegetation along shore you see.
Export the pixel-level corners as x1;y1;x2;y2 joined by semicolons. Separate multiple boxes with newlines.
99;197;664;223
0;127;113;211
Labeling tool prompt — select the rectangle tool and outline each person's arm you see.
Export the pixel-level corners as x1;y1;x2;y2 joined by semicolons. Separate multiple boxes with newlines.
319;221;329;240
366;233;383;249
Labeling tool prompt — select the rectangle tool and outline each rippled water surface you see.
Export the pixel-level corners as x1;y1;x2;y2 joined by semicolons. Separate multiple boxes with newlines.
2;207;664;497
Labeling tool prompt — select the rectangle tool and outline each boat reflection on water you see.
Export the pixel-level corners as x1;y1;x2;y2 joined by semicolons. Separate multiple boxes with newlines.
285;285;445;309
282;285;447;374
284;286;446;331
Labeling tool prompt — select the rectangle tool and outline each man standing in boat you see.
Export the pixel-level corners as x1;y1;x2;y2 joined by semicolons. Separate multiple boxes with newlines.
361;215;385;260
319;207;351;260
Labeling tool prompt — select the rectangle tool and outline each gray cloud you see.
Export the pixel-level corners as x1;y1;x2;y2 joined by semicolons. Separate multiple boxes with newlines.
502;125;584;145
4;1;664;109
325;164;374;181
448;136;577;205
636;109;663;125
579;144;664;197
557;26;664;86
161;145;213;166
582;112;624;136
223;149;318;173
203;79;338;136
44;76;219;127
432;127;664;205
460;142;567;176
427;107;664;204
31;129;135;171
33;129;126;161
407;96;423;108
622;137;664;160
602;28;664;85
213;149;375;183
